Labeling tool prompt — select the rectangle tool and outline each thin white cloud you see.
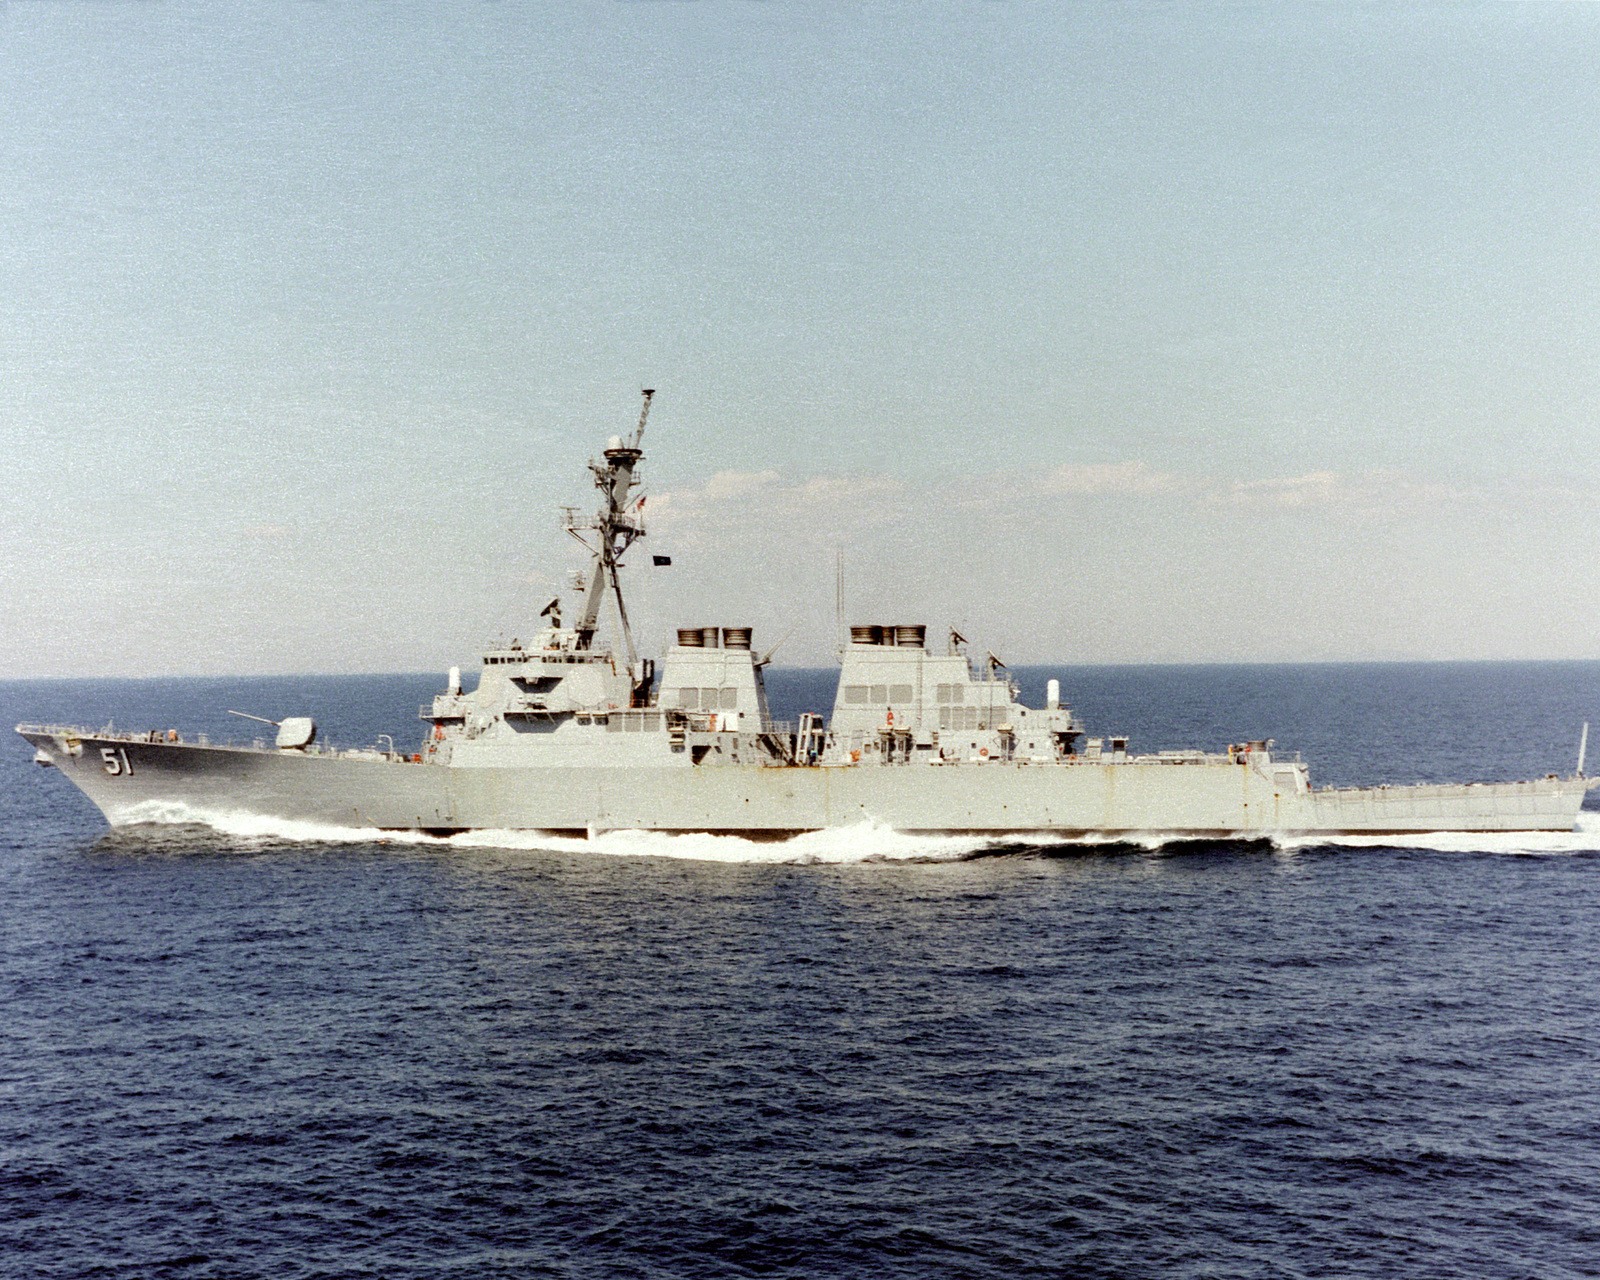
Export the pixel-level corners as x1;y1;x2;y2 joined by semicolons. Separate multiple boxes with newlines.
663;465;1497;534
697;469;781;502
652;470;901;526
1043;461;1184;496
243;523;294;541
1223;471;1344;507
1217;469;1480;510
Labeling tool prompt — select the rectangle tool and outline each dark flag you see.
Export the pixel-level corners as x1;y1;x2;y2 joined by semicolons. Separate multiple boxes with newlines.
652;555;672;566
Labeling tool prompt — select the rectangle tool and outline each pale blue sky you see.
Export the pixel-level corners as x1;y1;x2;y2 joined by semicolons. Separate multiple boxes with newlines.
3;1;1598;676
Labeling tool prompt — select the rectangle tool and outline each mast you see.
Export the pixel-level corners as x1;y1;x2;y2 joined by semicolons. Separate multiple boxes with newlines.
568;390;653;668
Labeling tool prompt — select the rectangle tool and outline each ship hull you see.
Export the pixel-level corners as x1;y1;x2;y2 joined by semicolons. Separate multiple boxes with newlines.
20;730;1593;838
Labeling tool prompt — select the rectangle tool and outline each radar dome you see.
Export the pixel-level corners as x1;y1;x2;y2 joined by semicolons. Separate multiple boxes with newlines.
275;717;316;750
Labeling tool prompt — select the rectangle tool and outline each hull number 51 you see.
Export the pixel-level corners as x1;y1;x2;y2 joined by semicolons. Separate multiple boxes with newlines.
101;747;134;776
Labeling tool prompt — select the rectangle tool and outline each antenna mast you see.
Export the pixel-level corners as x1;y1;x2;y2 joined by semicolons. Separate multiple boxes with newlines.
835;547;844;654
568;390;653;665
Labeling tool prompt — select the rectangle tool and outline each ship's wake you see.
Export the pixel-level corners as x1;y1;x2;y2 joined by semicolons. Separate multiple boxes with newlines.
105;800;1600;863
107;802;998;863
457;823;1005;864
1273;809;1600;857
109;800;408;849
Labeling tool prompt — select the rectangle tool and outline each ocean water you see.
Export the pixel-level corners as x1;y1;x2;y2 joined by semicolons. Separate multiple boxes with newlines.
4;663;1600;1279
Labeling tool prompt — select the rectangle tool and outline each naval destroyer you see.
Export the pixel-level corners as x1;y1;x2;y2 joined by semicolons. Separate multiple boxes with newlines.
18;393;1596;838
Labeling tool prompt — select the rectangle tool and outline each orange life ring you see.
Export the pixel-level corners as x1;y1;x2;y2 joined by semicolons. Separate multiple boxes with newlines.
886;708;894;726
979;747;989;757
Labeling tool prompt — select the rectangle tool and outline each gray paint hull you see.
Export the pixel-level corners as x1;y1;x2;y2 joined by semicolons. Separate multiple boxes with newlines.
21;730;1593;837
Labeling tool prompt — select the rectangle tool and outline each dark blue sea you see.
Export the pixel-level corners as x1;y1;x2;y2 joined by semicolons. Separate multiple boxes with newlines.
5;663;1600;1280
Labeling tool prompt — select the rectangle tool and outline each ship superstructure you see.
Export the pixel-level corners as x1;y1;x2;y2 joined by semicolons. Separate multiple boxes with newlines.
18;393;1596;838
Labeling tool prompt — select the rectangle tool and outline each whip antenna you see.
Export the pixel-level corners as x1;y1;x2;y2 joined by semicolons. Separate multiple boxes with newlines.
634;388;654;444
835;547;844;653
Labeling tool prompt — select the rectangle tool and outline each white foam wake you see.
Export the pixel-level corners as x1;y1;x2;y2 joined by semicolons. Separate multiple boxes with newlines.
110;803;998;863
444;820;1000;864
108;800;1600;862
113;799;407;847
1273;810;1600;856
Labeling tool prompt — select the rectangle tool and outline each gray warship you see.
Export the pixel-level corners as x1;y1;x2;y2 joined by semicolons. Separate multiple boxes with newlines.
18;392;1596;838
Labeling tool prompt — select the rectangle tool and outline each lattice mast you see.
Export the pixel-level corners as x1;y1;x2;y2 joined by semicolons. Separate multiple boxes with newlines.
567;390;653;673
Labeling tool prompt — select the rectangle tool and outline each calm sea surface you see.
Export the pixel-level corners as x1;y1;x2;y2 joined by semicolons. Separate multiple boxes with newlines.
4;663;1600;1279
